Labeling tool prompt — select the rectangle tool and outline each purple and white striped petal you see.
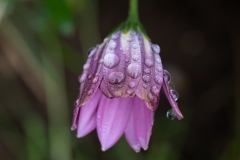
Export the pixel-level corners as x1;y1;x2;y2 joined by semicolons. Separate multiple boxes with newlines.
134;96;154;150
124;102;141;152
76;89;102;138
97;96;132;151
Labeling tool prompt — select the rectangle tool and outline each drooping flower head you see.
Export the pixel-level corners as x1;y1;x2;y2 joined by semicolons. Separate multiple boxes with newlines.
71;0;183;152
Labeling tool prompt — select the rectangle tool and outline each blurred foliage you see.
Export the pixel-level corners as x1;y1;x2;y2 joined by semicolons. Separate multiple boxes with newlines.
0;0;239;160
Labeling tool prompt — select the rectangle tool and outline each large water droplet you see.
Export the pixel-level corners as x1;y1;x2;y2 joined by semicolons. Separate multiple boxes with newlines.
145;59;154;67
83;63;90;70
127;64;141;79
88;89;94;95
132;43;138;49
108;72;124;84
132;55;139;61
166;109;175;120
151;44;160;54
170;89;179;101
142;75;151;83
151;86;159;95
154;75;163;84
92;76;99;83
128;81;136;88
88;47;96;57
163;70;171;82
103;54;120;68
79;74;87;83
111;32;119;40
144;68;151;74
109;40;117;50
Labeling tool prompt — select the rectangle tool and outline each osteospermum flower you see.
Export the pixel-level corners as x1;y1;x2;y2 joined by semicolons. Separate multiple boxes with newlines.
71;0;183;152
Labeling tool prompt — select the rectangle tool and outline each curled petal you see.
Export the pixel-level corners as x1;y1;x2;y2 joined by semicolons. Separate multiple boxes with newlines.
77;89;102;138
97;96;132;151
124;105;141;152
162;78;184;120
134;96;154;150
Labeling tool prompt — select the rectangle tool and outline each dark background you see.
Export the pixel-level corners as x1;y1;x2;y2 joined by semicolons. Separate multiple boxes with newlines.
0;0;239;159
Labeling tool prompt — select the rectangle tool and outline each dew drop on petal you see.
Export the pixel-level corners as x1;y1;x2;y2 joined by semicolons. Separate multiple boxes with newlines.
166;109;175;120
127;36;133;42
147;92;154;100
154;75;163;84
130;30;136;36
144;68;151;74
127;89;133;94
79;74;87;83
111;33;119;40
87;89;94;95
156;65;162;72
103;54;120;68
127;64;141;79
132;43;138;49
83;63;90;70
132;55;140;61
142;75;151;83
143;83;148;88
74;99;80;107
145;59;154;67
128;81;136;88
151;44;160;54
109;40;117;50
151;86;159;95
92;76;99;83
156;58;161;64
163;70;171;82
108;72;124;84
170;89;179;101
88;47;96;57
88;74;93;79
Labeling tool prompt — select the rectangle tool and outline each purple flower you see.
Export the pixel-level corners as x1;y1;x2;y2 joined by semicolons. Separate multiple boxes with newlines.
71;30;183;152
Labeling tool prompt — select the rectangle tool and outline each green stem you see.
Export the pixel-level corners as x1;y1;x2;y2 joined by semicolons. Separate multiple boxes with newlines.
127;0;139;22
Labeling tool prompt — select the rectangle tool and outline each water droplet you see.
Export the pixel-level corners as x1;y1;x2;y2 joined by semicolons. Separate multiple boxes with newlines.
145;59;154;67
151;86;159;95
156;58;161;63
74;99;80;107
83;63;90;70
143;83;148;88
111;32;119;40
88;74;93;79
109;40;117;50
92;76;99;83
79;74;87;83
151;44;160;54
108;72;124;84
132;43;138;49
127;36;133;42
154;75;163;84
130;30;136;36
142;75;151;83
163;70;171;82
127;89;133;94
88;47;96;57
170;90;179;101
127;64;141;79
148;92;154;100
156;65;162;72
88;89;94;95
166;109;175;120
128;81;136;88
132;55;139;61
144;68;151;74
103;54;120;68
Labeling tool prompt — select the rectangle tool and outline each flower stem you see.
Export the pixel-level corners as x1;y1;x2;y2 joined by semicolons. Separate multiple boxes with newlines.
127;0;139;22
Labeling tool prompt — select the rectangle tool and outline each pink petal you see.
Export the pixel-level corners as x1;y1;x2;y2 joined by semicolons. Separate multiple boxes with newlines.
134;97;154;150
97;96;132;151
77;89;102;138
162;79;183;120
124;105;141;152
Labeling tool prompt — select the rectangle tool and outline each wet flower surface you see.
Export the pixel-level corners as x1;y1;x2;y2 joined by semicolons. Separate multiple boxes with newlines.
71;30;183;152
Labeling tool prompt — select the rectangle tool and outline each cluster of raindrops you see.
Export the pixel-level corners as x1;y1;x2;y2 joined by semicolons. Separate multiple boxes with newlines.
163;70;180;120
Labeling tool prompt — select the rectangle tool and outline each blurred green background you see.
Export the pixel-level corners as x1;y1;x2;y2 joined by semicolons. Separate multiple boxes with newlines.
0;0;239;159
